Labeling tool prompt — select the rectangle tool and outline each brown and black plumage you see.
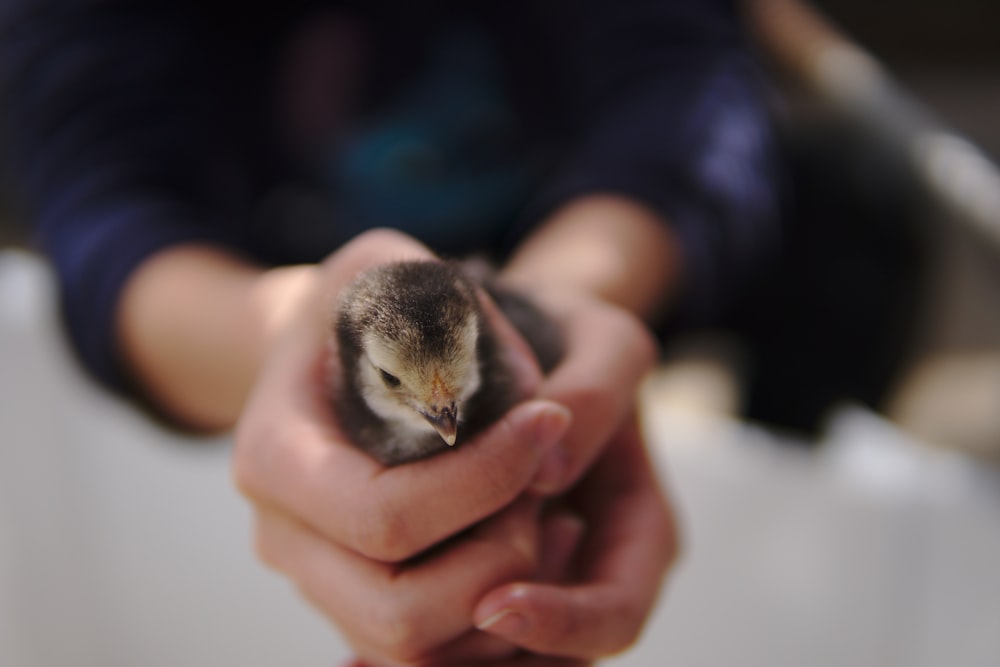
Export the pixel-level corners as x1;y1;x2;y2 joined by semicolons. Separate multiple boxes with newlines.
333;260;561;466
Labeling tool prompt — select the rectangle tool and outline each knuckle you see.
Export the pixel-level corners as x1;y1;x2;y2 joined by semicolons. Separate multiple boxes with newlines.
231;425;264;499
558;604;584;643
500;502;544;575
352;227;406;248
349;500;415;562
233;417;314;503
602;599;645;655
613;309;658;367
614;610;645;654
250;515;284;572
366;596;432;664
499;542;539;581
572;384;618;429
592;298;657;360
457;415;531;502
478;450;523;501
347;228;428;264
230;417;284;500
635;322;658;366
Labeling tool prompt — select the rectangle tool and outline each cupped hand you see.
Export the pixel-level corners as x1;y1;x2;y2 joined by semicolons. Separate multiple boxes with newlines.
511;285;659;495
424;287;678;665
472;414;678;661
235;229;572;557
233;228;675;665
232;229;575;663
342;416;679;667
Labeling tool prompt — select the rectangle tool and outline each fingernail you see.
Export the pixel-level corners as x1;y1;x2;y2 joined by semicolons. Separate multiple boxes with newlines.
530;402;571;449
512;402;570;494
476;609;529;636
526;404;571;493
530;444;569;494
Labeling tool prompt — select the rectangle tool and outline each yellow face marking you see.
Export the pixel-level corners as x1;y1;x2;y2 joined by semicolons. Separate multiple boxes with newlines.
428;370;453;408
423;369;459;445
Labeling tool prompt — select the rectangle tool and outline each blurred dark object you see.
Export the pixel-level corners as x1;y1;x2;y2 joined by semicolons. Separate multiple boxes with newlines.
729;113;930;434
810;0;1000;66
808;0;1000;160
0;98;26;247
727;0;1000;435
0;174;24;247
748;0;1000;251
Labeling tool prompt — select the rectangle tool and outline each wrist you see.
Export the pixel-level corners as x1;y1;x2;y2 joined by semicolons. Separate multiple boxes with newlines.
117;245;316;431
249;263;320;353
502;194;681;322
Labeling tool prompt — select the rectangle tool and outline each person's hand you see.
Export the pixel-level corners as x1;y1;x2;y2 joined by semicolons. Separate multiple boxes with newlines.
471;414;678;662
461;282;678;663
411;284;677;666
345;413;679;667
234;227;678;666
514;285;660;494
232;229;577;665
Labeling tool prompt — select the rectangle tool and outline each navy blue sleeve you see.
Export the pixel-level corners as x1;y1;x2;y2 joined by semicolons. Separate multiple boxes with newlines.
0;0;782;391
501;0;783;322
0;0;271;388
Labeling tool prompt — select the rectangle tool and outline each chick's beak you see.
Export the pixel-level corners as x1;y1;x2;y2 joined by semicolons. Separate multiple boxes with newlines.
422;403;458;446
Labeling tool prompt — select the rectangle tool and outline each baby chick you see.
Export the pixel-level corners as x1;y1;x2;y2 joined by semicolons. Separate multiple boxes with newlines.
333;260;560;466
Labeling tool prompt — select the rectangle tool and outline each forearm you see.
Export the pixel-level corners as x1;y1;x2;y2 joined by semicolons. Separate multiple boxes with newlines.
117;245;316;431
498;0;779;324
503;194;681;322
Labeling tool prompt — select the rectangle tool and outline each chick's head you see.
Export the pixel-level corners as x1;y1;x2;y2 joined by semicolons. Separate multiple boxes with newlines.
344;261;484;445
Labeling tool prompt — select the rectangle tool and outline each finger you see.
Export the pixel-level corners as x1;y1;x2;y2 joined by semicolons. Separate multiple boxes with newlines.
474;583;646;661
239;383;570;561
476;287;544;399
427;655;589;667
346;656;588;667
316;228;443;347
503;658;588;667
417;629;520;665
253;495;546;666
529;295;657;494
352;400;568;561
236;228;438;480
474;419;678;659
537;509;586;584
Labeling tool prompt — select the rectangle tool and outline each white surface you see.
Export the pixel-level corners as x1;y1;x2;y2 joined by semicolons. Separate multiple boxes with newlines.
2;249;999;666
0;251;339;666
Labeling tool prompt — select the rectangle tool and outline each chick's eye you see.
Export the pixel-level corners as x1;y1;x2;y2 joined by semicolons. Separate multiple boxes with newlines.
379;369;401;388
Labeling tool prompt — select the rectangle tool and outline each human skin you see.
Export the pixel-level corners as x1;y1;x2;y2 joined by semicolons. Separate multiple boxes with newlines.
117;194;680;665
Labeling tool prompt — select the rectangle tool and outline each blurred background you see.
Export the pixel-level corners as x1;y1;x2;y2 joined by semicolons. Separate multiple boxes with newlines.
2;0;999;665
